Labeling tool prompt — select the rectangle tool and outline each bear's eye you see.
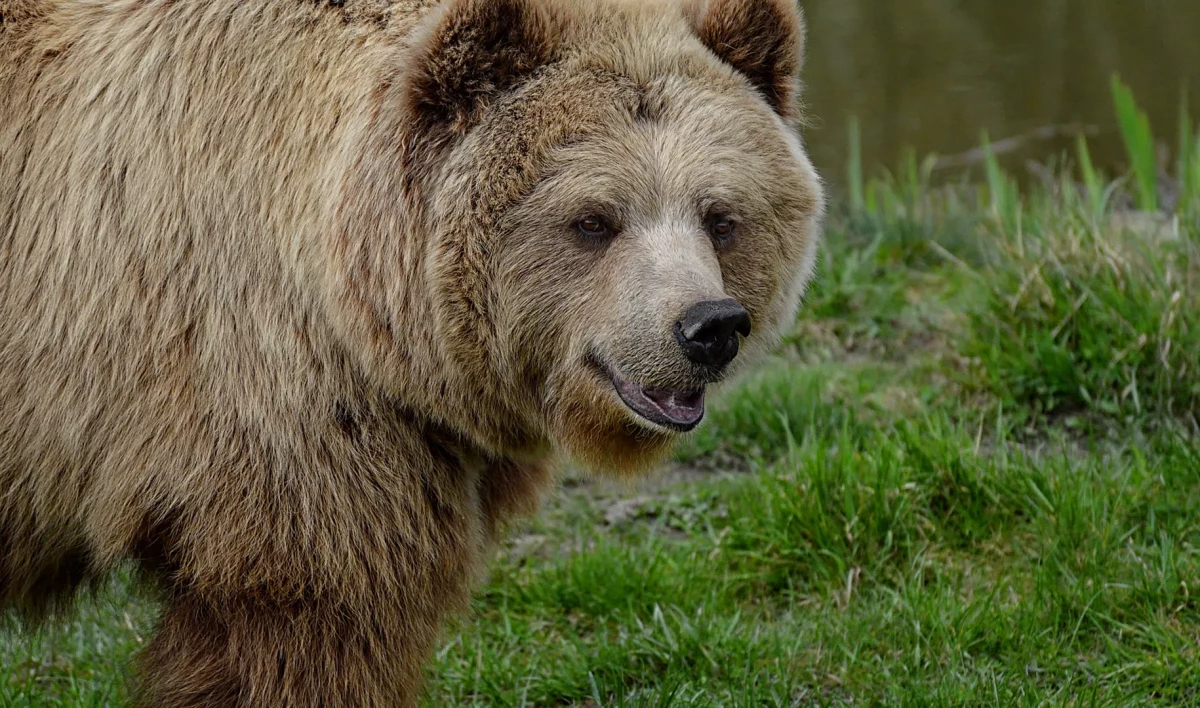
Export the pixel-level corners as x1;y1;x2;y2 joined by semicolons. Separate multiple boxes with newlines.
706;213;736;246
575;215;613;240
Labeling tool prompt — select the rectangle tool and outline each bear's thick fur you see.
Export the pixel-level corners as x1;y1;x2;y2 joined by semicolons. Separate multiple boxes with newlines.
0;0;823;703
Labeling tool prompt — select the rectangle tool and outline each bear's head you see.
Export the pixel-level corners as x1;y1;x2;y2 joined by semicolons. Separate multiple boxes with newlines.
336;0;823;475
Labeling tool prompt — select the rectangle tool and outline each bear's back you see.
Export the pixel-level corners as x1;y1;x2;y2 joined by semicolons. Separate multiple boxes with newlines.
0;0;408;601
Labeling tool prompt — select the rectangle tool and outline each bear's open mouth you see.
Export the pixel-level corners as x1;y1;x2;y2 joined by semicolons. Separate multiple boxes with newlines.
590;357;705;432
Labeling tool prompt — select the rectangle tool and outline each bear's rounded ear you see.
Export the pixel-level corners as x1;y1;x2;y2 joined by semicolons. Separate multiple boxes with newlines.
405;0;557;133
687;0;805;117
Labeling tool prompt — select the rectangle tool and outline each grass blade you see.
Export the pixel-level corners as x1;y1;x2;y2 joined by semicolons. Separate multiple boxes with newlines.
1178;86;1200;220
1111;74;1159;212
847;116;866;214
981;130;1018;230
1076;133;1105;218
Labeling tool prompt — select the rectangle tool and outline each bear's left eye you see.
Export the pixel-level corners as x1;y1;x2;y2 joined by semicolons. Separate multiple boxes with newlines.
706;213;736;246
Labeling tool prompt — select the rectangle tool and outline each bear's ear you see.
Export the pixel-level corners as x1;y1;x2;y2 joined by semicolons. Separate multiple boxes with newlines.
405;0;557;133
688;0;805;117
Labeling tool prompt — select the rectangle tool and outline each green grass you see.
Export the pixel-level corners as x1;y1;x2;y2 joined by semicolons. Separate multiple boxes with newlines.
423;419;1200;707
5;80;1200;706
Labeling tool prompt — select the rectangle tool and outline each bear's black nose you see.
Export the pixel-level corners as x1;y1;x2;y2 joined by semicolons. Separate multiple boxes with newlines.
674;298;752;370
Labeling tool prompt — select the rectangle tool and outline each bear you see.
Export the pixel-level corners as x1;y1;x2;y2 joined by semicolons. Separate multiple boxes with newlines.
0;0;824;704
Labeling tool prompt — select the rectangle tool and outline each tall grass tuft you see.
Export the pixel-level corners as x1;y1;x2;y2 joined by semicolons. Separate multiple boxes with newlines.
965;220;1200;423
830;81;1200;427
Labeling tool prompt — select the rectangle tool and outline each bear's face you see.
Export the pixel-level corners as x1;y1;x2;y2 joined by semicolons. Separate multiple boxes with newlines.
406;0;823;474
494;76;822;473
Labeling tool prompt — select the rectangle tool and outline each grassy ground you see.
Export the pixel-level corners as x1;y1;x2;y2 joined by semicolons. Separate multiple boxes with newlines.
4;134;1200;705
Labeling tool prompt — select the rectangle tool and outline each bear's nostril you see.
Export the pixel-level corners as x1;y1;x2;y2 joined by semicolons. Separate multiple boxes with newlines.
675;298;752;370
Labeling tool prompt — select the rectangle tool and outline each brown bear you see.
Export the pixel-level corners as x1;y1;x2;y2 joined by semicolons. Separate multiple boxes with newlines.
0;0;824;704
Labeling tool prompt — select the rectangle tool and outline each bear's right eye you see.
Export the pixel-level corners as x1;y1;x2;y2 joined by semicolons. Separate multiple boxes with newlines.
575;215;613;241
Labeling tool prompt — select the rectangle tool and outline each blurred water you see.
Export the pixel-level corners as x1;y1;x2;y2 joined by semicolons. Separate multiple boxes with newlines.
801;0;1200;187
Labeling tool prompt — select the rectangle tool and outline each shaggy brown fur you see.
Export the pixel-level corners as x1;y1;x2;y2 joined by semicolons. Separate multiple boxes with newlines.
0;0;823;704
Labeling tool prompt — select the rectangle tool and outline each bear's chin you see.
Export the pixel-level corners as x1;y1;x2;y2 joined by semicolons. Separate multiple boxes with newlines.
551;396;678;478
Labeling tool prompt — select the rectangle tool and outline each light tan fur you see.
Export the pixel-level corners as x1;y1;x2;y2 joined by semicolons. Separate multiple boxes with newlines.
0;0;823;703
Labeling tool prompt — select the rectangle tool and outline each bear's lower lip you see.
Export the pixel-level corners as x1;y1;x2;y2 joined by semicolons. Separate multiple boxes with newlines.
603;368;705;432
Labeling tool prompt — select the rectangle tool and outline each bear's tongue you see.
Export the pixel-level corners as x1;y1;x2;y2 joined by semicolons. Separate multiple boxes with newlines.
630;384;705;427
642;387;703;418
610;374;705;430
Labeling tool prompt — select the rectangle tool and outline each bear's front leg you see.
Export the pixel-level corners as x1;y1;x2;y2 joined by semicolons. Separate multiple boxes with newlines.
134;589;439;707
